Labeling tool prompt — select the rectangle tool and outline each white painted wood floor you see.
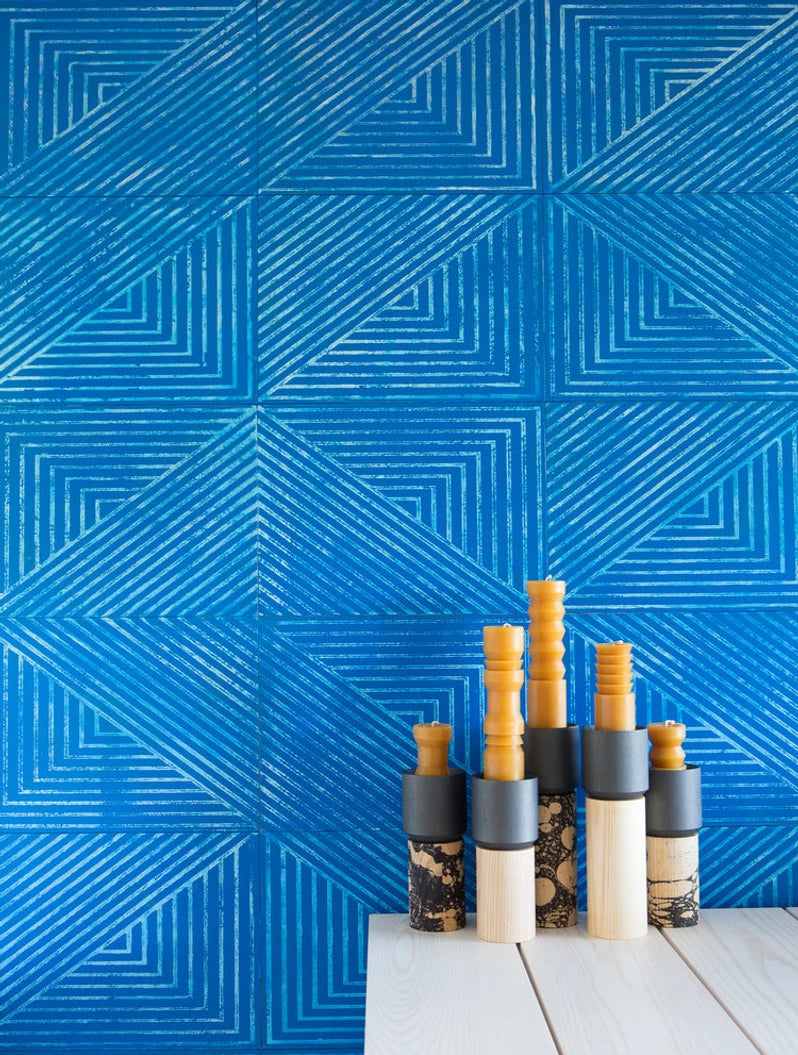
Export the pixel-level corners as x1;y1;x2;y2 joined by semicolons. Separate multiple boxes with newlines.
365;909;798;1055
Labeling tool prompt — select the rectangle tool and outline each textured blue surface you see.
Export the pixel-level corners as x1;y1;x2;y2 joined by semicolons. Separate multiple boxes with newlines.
0;0;796;1052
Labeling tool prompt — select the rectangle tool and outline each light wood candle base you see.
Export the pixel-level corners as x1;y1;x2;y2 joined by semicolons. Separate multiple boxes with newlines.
476;845;536;943
408;839;465;932
586;797;647;940
535;792;577;928
647;834;699;928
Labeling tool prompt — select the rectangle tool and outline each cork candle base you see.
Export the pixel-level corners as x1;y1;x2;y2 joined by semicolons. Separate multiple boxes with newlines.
536;792;577;928
407;839;465;932
647;834;699;928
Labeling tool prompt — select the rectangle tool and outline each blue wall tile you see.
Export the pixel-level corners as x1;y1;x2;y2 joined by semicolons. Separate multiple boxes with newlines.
259;194;542;400
0;0;795;1051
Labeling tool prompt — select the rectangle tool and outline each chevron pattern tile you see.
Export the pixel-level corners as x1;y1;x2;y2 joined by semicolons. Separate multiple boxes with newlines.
260;0;536;190
258;406;542;614
546;0;798;191
547;402;798;606
0;1;256;195
258;194;542;399
1;0;796;1051
0;833;258;1048
547;196;798;397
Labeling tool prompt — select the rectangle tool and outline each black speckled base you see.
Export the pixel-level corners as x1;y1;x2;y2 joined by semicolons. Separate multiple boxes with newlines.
407;839;465;932
647;835;700;928
535;792;577;928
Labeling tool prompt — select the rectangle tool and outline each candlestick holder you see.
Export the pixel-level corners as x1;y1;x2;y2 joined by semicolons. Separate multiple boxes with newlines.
524;726;579;927
646;723;702;928
524;578;579;929
471;774;538;943
583;642;648;940
402;723;467;932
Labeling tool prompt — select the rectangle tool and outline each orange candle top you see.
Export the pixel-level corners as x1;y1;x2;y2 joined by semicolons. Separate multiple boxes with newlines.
594;641;636;732
526;579;567;728
648;721;686;770
413;722;451;776
482;625;525;781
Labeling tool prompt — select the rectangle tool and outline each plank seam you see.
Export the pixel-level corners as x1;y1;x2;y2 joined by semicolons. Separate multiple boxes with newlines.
516;943;565;1055
658;926;766;1055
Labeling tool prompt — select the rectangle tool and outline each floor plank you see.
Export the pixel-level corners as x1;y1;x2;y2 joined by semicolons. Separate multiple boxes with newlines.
663;908;798;1055
520;920;756;1055
365;914;557;1055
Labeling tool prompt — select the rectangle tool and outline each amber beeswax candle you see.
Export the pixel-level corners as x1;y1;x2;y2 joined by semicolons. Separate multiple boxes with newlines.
594;642;636;731
648;721;686;770
482;625;525;781
413;722;451;776
525;580;566;728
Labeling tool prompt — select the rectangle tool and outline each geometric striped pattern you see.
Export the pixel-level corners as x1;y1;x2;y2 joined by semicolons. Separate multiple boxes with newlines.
546;1;795;189
549;194;798;395
0;833;257;1047
259;409;541;615
1;0;796;1050
264;831;406;1049
261;0;535;190
0;202;255;401
547;199;798;397
0;619;259;827
0;411;257;616
259;196;541;399
547;402;798;605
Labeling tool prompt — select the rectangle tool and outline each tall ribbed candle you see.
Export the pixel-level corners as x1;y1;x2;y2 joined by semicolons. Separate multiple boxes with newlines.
482;625;525;781
525;580;566;728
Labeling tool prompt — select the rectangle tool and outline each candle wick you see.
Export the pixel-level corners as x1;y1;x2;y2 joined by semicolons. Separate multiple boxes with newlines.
545;574;552;581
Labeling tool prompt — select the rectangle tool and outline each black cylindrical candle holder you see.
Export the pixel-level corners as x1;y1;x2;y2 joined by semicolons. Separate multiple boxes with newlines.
524;724;579;928
471;774;538;942
646;764;702;927
402;769;467;932
582;725;649;939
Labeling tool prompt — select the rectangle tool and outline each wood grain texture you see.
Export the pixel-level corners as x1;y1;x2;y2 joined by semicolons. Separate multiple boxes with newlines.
364;914;557;1055
586;796;647;939
647;833;699;927
662;908;798;1055
519;920;757;1055
476;845;536;943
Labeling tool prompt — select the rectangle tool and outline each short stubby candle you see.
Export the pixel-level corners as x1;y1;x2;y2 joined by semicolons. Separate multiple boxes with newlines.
413;722;452;776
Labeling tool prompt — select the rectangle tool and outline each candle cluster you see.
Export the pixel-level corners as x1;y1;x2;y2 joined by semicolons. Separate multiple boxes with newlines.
400;578;703;941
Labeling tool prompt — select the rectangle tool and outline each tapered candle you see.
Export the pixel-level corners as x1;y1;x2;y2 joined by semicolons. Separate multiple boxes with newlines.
413;722;451;776
526;580;567;728
594;642;635;731
482;625;525;781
